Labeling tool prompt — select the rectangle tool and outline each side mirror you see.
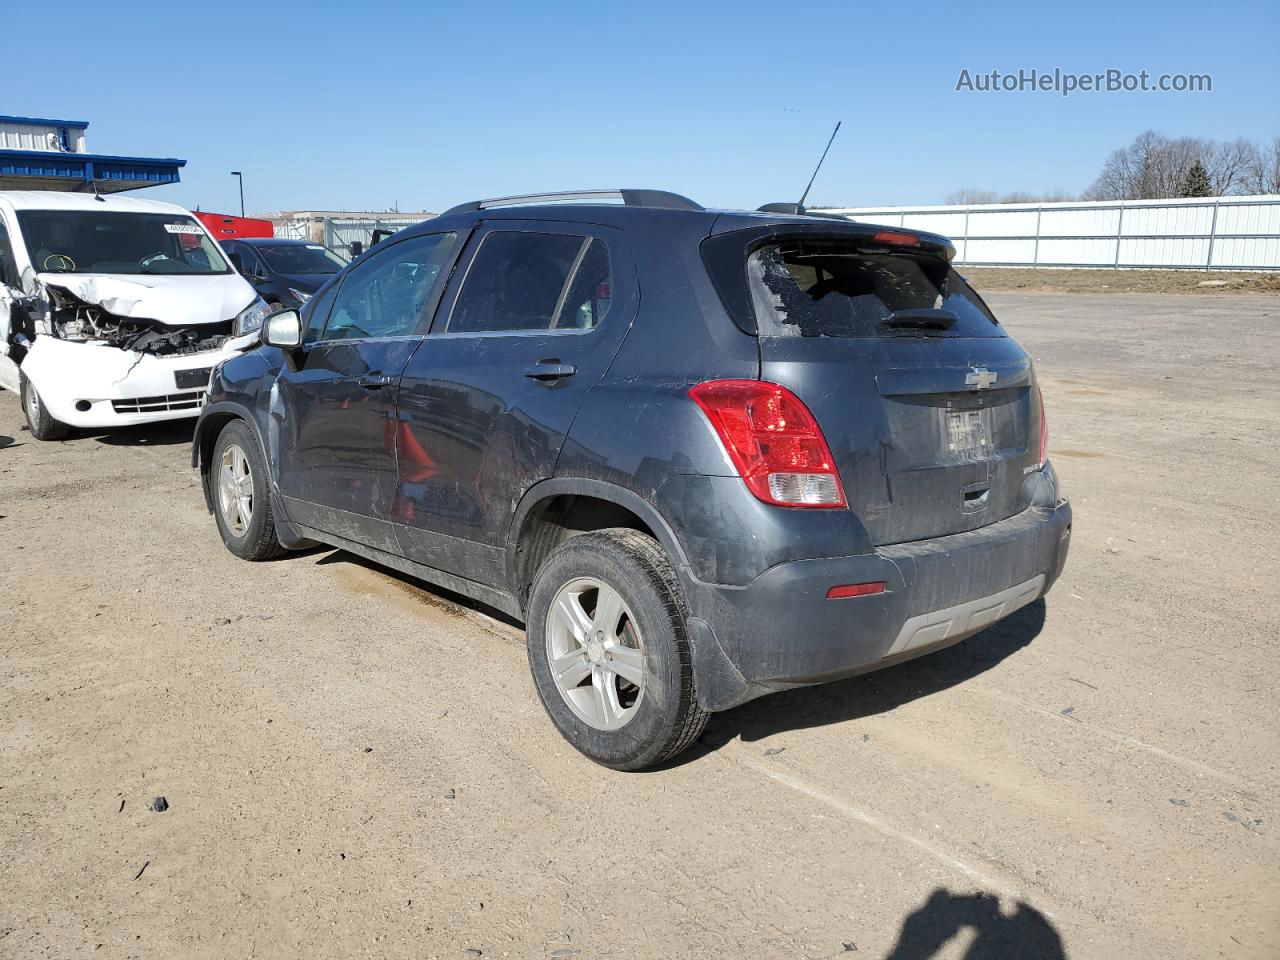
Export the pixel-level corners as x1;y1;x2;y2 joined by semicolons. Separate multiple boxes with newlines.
261;308;303;349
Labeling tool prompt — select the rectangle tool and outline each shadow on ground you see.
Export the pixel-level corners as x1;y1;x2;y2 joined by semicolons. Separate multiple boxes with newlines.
88;420;195;447
305;544;1047;758
881;887;1066;959
313;548;524;629
688;599;1046;758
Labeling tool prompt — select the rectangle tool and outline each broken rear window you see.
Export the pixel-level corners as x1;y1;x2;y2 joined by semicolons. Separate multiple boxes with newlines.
17;210;230;276
747;242;1004;339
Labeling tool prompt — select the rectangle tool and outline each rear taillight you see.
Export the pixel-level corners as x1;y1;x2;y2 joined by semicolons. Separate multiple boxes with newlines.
689;380;847;508
1037;386;1048;468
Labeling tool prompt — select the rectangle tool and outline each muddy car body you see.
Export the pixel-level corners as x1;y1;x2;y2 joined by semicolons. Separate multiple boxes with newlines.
193;190;1072;769
0;191;270;439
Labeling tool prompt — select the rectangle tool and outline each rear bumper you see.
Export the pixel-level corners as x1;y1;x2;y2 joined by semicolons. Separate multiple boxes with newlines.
682;498;1072;710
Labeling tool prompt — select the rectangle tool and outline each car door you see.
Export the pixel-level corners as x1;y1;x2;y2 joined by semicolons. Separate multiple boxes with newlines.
272;230;460;553
391;220;636;586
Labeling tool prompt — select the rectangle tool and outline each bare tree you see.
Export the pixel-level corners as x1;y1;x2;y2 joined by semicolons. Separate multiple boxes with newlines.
998;190;1077;203
1084;131;1214;199
1083;130;1162;199
946;188;998;205
1243;137;1280;194
1206;138;1258;194
1085;131;1276;199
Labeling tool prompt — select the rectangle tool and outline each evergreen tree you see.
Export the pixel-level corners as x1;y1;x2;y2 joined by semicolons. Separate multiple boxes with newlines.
1178;160;1213;197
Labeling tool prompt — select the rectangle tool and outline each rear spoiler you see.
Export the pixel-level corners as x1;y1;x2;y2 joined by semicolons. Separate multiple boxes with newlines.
756;202;851;222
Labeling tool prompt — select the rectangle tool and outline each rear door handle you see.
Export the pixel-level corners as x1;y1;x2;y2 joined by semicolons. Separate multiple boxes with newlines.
523;361;577;381
357;374;393;390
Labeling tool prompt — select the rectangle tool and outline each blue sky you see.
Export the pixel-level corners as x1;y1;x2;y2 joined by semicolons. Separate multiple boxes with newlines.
5;0;1276;215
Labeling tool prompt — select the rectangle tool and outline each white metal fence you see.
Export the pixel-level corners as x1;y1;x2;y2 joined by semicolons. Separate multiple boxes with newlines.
323;217;421;258
816;195;1280;271
269;216;424;255
271;220;309;241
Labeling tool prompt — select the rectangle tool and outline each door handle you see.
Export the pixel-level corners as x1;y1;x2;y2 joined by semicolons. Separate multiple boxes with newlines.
523;361;577;381
357;374;393;390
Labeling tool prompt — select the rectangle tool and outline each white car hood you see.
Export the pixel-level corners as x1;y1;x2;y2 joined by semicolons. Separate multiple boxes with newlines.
38;272;257;326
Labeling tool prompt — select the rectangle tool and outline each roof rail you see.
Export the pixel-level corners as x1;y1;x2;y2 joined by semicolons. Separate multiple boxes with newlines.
444;189;703;216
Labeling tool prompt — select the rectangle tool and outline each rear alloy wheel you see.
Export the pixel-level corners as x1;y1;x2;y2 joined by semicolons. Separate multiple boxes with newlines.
526;529;708;770
19;372;70;441
545;576;647;731
210;420;286;560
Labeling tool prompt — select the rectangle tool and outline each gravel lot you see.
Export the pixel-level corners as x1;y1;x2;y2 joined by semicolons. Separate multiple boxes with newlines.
2;293;1277;960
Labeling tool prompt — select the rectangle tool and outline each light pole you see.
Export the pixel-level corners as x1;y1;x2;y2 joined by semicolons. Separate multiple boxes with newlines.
230;171;245;217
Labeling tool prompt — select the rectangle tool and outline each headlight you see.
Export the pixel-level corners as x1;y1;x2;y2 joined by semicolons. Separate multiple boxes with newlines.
287;287;313;305
232;296;271;336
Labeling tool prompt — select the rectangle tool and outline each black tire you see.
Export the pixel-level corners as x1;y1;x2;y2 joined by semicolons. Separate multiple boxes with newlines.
19;372;71;441
526;528;709;770
209;419;286;561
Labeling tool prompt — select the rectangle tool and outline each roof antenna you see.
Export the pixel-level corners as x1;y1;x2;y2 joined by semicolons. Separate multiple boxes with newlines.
91;178;105;202
796;121;842;214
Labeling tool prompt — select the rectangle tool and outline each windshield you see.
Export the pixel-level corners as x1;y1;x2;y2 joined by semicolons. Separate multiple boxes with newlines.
258;242;347;275
16;210;230;276
747;242;1005;339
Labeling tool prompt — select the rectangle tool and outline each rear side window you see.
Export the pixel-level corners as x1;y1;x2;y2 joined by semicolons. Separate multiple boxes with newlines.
447;232;610;334
554;239;612;330
747;242;1004;339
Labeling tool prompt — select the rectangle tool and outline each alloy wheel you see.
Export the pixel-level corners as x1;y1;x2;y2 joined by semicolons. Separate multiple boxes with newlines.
217;443;254;536
545;576;645;731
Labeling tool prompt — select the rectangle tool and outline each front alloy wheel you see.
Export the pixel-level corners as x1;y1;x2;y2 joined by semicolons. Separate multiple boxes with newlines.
217;443;254;535
209;419;285;561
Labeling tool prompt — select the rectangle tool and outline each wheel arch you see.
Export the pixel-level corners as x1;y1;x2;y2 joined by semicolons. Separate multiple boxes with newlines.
192;401;269;512
507;478;691;616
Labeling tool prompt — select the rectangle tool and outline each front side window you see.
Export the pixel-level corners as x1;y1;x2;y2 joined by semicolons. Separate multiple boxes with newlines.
236;245;266;278
447;232;611;334
747;242;1005;339
16;210;230;275
0;221;18;286
323;232;457;341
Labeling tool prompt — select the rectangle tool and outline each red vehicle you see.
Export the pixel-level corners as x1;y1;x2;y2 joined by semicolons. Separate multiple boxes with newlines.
194;210;273;241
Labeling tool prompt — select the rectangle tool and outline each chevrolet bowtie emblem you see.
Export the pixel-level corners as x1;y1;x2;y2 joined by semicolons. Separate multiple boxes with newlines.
966;367;998;390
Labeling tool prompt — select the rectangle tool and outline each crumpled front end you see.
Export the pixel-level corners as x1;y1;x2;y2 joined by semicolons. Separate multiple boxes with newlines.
5;272;267;428
20;332;259;427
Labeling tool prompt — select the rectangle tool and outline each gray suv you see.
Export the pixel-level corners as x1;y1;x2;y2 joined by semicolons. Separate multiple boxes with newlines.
193;190;1072;770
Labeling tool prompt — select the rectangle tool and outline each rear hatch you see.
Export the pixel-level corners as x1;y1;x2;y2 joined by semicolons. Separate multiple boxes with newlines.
704;224;1044;546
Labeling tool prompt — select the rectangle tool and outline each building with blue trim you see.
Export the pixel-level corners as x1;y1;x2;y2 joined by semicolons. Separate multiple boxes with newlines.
0;115;185;193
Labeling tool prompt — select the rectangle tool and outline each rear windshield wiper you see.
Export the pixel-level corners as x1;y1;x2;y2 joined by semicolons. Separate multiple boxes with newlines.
883;308;959;329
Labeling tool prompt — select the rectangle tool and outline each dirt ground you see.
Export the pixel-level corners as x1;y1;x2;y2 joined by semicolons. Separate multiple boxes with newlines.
963;267;1280;296
1;292;1277;960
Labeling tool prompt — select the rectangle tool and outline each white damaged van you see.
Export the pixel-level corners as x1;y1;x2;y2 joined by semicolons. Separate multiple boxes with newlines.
0;191;269;439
